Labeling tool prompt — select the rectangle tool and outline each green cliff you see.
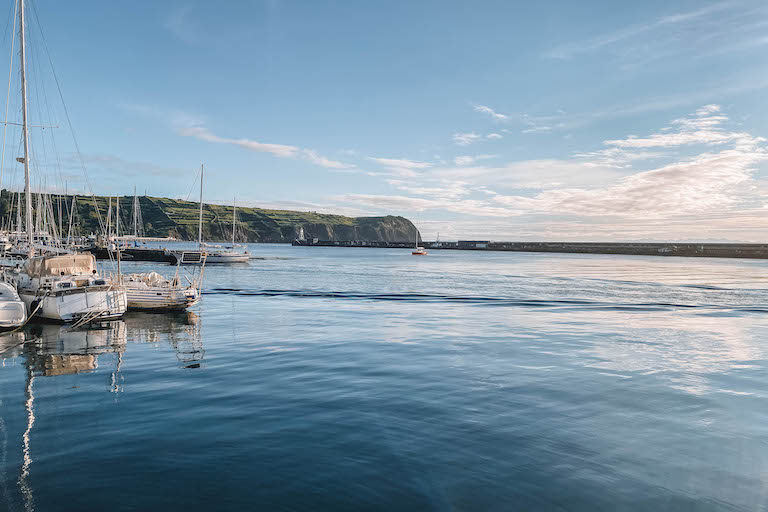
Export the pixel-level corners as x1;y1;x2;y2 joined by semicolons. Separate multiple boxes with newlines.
0;190;419;243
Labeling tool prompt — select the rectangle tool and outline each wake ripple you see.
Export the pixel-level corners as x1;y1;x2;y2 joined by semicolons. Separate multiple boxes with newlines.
204;287;768;314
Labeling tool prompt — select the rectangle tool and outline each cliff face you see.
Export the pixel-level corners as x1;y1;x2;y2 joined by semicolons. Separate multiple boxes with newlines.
0;190;419;243
296;217;419;243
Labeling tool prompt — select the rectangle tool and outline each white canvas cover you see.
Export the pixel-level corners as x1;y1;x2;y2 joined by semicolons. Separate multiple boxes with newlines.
25;254;97;277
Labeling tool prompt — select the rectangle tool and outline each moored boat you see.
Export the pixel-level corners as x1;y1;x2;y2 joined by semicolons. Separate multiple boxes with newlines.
0;281;27;329
124;252;205;311
15;253;127;323
8;1;126;324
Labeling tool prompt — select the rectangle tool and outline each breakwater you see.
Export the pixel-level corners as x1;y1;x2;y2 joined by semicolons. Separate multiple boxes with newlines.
291;239;768;259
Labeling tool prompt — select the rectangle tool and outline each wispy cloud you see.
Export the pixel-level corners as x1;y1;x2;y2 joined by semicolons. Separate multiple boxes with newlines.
453;132;482;146
176;119;353;169
179;124;300;158
367;157;432;177
302;149;353;169
486;133;503;140
518;78;768;134
545;2;738;59
604;105;762;149
473;105;508;122
454;154;496;166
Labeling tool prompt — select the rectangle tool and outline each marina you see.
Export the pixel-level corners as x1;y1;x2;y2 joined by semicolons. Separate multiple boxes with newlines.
0;0;767;510
4;245;768;510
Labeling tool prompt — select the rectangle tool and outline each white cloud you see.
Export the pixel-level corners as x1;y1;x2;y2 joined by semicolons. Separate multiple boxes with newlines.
473;105;509;122
337;193;516;217
453;132;482;146
367;157;432;177
433;158;626;189
453;154;497;166
179;124;300;157
386;179;471;201
486;133;503;140
604;105;763;149
302;149;353;169
494;148;766;219
341;106;768;241
176;121;353;170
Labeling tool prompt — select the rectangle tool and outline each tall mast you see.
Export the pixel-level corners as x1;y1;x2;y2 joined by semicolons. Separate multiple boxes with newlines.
232;196;236;245
198;165;204;248
15;190;20;233
107;195;111;239
133;185;137;237
115;195;121;278
19;0;33;257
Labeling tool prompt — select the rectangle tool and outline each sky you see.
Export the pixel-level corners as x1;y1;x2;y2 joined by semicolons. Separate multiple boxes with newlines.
1;0;768;241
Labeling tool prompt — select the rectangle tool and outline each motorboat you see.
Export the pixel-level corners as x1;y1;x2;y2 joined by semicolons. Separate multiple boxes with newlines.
0;280;27;329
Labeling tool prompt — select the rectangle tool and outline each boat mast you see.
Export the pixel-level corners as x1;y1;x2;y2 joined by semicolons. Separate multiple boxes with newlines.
232;196;236;246
16;189;21;234
198;165;203;248
115;195;121;278
133;185;137;237
19;0;32;257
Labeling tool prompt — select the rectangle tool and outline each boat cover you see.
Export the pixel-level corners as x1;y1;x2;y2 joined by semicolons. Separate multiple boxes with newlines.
25;254;97;277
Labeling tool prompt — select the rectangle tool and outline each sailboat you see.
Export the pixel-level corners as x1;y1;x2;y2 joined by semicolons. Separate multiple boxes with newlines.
123;266;204;311
11;0;127;323
204;197;250;263
123;186;205;309
412;224;427;255
173;166;249;264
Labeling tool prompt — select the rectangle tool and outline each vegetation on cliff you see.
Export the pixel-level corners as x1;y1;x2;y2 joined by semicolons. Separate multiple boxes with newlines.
0;190;418;243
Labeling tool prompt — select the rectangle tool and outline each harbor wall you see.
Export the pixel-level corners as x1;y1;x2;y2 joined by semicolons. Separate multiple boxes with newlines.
291;239;768;259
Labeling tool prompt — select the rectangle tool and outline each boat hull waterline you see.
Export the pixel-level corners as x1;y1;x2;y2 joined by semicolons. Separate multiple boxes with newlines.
19;285;127;323
125;286;199;311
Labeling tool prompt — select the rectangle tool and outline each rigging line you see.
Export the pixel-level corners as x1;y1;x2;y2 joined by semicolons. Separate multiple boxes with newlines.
28;0;104;234
0;0;13;48
27;15;64;195
0;0;18;194
184;166;202;202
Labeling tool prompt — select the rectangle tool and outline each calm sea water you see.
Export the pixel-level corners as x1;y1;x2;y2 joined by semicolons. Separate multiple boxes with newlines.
2;244;768;511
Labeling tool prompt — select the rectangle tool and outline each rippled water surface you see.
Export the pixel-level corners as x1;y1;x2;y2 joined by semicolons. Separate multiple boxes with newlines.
2;244;768;511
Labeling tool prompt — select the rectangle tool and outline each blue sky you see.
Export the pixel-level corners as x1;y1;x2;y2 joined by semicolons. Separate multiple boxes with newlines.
2;0;768;241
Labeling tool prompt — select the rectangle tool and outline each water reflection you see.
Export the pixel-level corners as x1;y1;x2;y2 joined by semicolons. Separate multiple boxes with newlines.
123;312;203;367
24;322;127;377
0;311;203;512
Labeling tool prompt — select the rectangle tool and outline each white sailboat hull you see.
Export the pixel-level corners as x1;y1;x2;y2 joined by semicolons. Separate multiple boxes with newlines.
20;286;127;323
172;251;248;264
126;286;199;310
205;252;249;263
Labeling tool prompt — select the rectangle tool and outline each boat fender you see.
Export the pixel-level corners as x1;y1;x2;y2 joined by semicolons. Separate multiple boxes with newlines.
30;299;40;314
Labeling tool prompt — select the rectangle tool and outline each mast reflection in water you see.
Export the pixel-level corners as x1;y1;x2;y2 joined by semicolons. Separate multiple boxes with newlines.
0;312;202;512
